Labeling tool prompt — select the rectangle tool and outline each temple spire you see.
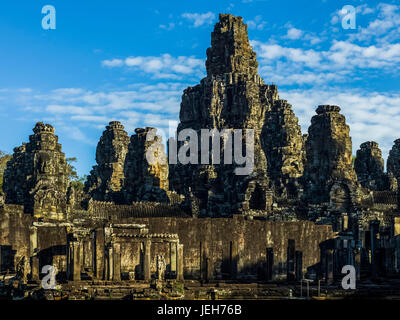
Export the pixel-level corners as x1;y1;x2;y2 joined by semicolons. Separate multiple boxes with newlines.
206;13;258;77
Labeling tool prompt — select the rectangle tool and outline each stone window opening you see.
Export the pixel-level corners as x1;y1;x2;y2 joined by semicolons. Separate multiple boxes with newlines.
249;184;266;210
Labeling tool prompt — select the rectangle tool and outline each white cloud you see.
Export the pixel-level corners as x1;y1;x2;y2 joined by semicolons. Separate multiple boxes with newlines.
331;14;339;25
51;88;84;95
70;115;110;123
252;41;322;68
251;37;400;86
101;59;124;67
159;22;175;31
347;3;400;44
358;4;375;15
46;105;91;115
58;125;96;146
102;54;204;80
284;27;303;40
181;12;216;27
125;56;143;67
247;15;267;31
280;88;400;160
18;88;32;93
23;82;185;123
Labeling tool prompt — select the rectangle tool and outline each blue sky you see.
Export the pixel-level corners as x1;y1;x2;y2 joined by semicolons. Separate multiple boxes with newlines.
0;0;399;176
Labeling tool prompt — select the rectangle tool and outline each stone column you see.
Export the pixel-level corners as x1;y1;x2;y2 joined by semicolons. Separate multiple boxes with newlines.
108;245;113;281
170;242;177;276
394;218;400;273
72;241;81;281
144;240;151;281
394;217;400;236
202;241;213;281
92;228;104;280
29;226;39;281
385;248;393;275
112;242;121;281
326;249;334;284
395;236;400;273
295;251;303;281
66;240;72;280
231;241;238;280
265;247;273;281
200;241;207;281
370;220;380;277
287;239;295;281
177;244;184;281
354;248;361;281
31;256;40;282
341;213;349;231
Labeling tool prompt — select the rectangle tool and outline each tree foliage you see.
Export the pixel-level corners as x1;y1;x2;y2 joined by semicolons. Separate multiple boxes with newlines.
66;157;86;191
351;155;356;167
66;157;78;180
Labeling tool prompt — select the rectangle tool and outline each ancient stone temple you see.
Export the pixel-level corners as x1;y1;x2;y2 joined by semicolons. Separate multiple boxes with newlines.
302;105;359;211
261;99;305;197
2;13;400;300
170;13;276;217
354;141;389;191
3;122;69;219
84;121;130;203
123;127;169;203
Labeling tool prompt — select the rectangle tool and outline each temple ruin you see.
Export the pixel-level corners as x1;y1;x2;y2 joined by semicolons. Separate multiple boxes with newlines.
1;13;400;299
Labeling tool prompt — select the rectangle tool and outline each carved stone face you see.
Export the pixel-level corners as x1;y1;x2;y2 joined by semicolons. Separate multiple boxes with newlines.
330;184;351;211
37;152;51;174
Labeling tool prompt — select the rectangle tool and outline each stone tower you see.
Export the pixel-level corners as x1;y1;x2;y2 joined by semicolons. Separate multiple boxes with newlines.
3;122;69;219
123;127;169;203
387;139;400;183
84;121;130;202
302;105;358;210
261;99;305;197
170;14;280;217
354;141;388;191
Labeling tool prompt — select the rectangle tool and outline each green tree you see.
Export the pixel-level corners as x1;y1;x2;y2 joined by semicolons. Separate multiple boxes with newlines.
0;151;12;193
70;175;87;192
66;157;78;180
66;157;86;191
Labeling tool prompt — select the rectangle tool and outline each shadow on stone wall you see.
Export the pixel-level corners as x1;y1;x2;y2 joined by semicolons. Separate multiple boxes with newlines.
0;245;16;274
37;245;67;281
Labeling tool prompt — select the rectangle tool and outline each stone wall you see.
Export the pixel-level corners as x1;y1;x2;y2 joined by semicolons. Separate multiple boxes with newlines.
123;216;335;280
0;206;334;281
0;205;32;274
